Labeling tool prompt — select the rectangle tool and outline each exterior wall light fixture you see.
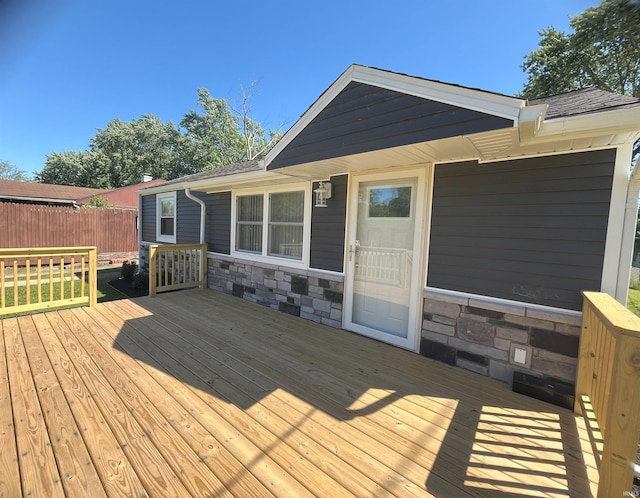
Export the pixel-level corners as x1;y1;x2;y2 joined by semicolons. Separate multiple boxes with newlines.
314;181;332;208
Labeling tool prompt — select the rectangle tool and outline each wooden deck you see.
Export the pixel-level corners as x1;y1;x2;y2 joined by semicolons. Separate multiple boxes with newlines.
0;289;598;497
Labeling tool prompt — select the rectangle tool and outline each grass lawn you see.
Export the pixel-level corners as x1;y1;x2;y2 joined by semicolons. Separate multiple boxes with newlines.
628;288;640;317
1;267;128;318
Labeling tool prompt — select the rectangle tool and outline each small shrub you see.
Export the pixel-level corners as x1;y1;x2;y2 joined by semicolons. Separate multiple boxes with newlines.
121;261;137;280
158;270;173;286
132;271;149;290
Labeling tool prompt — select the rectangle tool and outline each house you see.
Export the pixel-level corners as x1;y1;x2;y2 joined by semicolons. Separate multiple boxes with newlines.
138;64;640;390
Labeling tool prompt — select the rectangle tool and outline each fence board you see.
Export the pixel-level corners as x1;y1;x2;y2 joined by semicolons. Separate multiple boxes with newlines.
0;202;138;257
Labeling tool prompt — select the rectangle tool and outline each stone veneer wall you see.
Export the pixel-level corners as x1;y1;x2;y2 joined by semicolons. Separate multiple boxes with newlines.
207;254;344;327
421;290;582;386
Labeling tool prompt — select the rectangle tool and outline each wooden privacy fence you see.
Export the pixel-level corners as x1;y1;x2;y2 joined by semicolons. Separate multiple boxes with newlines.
0;202;138;255
575;291;640;498
149;244;207;297
0;246;97;316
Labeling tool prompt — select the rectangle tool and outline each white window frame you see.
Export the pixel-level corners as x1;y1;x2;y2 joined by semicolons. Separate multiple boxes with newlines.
231;183;311;268
156;191;177;243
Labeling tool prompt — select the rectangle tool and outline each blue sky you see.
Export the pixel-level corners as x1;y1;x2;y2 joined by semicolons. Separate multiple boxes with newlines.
0;0;597;178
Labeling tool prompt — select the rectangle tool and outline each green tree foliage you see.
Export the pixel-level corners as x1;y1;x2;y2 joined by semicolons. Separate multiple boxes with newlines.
36;86;282;188
521;0;640;99
0;159;30;181
82;195;113;208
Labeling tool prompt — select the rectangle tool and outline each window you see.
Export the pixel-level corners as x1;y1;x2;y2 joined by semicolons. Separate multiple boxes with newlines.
234;187;308;262
156;192;176;243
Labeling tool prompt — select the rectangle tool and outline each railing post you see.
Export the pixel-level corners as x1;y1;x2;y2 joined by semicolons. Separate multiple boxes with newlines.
598;332;640;497
88;247;97;307
200;243;207;290
149;245;157;297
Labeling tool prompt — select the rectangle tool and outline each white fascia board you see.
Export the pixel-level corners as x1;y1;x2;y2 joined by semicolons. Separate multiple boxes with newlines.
525;106;640;144
264;64;524;168
348;65;524;121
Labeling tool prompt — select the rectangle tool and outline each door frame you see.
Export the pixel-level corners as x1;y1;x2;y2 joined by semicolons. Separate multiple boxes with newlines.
343;166;429;351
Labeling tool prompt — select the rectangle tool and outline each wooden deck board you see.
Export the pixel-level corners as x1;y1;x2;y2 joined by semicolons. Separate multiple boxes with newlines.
0;289;599;497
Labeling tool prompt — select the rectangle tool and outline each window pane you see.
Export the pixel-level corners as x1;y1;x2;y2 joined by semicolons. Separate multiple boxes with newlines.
269;225;303;258
237;223;262;252
268;191;304;259
161;199;175;216
237;195;263;222
270;191;304;223
160;217;174;236
368;186;411;218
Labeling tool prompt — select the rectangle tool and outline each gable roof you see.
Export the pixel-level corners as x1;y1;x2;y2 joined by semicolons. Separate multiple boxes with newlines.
0;179;107;204
530;87;640;119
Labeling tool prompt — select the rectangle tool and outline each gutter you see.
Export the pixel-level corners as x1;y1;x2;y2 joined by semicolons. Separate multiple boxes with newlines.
184;188;206;244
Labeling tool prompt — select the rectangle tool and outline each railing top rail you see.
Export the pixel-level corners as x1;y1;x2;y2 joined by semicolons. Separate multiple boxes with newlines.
583;291;640;339
150;243;206;251
0;246;97;257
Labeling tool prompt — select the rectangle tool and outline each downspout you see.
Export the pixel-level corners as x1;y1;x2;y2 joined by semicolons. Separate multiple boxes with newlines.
617;140;640;303
184;188;206;244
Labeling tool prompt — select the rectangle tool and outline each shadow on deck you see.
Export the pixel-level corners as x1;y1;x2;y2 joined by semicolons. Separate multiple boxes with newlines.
1;288;597;497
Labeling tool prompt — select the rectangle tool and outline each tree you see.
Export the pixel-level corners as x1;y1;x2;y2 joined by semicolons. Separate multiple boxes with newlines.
0;159;30;181
521;0;640;99
180;88;245;170
232;82;284;161
35;151;107;187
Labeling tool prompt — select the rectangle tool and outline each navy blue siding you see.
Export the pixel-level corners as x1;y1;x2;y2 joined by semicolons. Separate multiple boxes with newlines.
176;190;206;244
206;192;231;254
141;194;157;242
310;175;348;272
427;149;616;311
268;82;513;170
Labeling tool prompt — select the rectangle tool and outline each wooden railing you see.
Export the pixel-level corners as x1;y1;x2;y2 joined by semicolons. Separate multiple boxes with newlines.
0;247;97;316
575;291;640;498
149;244;207;297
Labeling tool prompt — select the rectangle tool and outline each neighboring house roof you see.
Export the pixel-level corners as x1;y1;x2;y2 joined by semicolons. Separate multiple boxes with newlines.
145;161;262;189
77;178;166;208
530;87;640;119
0;179;107;204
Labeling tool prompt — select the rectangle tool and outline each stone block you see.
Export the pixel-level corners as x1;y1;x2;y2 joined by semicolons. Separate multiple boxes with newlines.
489;361;514;385
318;278;331;288
530;329;579;358
494;337;511;351
526;307;581;326
323;290;343;304
278;302;300;317
264;279;277;289
456;317;495;346
555;323;581;337
533;349;578;365
423;320;455;337
301;305;314;315
313;298;331;313
330;308;342;321
424;299;461;319
291;276;308;295
457;349;489;366
320;317;342;328
431;315;457;327
448;337;509;361
465;306;504;320
420;339;456;366
301;311;321;323
456;358;489;376
530;357;577;383
278;281;292;292
421;331;450;344
300;296;314;307
275;270;285;281
495;326;529;344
